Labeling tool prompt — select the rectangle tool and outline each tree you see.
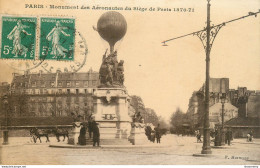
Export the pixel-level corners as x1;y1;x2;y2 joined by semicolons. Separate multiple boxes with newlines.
170;108;187;134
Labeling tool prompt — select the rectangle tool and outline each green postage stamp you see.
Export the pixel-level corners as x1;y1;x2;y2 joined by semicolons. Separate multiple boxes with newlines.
39;17;75;61
1;16;37;60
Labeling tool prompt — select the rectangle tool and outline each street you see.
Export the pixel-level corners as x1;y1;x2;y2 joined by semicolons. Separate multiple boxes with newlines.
0;134;259;165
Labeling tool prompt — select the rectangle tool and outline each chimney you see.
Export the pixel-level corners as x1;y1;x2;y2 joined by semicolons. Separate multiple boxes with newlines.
237;96;248;118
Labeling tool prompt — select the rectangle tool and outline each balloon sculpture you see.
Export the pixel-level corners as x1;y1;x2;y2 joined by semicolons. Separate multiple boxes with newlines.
97;12;127;87
97;11;127;53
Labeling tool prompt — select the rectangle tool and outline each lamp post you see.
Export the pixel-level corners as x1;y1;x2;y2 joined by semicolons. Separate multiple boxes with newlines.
161;0;259;155
220;93;226;146
2;94;9;145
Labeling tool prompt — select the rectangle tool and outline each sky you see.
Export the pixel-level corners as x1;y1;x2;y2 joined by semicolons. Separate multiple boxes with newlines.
0;0;260;121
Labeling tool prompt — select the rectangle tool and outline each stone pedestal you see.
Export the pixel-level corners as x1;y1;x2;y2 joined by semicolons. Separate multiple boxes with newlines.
92;88;132;145
68;122;81;145
128;123;150;145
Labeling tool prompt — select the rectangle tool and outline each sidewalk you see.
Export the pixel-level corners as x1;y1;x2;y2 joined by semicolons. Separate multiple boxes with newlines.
1;135;260;165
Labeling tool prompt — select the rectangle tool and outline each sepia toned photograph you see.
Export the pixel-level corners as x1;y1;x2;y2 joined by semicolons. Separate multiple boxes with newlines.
0;0;259;167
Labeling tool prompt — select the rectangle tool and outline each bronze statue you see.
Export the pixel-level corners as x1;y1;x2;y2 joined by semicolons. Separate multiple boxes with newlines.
99;49;125;87
96;11;127;88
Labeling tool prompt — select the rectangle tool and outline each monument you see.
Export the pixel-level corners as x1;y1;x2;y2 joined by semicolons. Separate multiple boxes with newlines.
68;11;150;145
92;11;132;145
92;11;150;145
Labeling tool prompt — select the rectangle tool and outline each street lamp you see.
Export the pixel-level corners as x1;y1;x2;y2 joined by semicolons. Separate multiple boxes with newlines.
220;93;226;146
161;0;259;155
2;94;9;145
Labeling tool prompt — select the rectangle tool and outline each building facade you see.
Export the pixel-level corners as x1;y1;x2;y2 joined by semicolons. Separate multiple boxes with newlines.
5;69;99;120
187;78;260;137
187;78;232;129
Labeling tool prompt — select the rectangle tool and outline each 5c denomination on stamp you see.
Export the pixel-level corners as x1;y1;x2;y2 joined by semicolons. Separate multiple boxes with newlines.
39;17;75;61
1;16;37;60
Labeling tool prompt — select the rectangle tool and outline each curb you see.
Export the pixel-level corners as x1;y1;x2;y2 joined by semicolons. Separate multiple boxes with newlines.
211;145;235;149
192;153;219;157
49;144;172;149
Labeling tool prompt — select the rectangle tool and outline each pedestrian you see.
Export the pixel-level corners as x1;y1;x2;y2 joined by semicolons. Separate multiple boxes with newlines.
151;130;156;143
226;128;232;146
155;124;161;144
247;133;251;142
249;131;253;142
196;131;202;143
92;122;100;147
78;123;86;145
214;128;221;146
88;120;93;138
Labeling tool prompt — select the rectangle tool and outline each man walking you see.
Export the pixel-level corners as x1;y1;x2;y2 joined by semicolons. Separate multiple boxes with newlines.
226;128;232;146
155;124;161;144
92;122;100;147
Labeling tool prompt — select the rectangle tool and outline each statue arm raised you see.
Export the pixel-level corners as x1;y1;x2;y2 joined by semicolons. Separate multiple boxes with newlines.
102;49;108;62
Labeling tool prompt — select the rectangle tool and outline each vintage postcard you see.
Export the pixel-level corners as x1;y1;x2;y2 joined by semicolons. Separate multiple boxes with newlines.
0;0;259;167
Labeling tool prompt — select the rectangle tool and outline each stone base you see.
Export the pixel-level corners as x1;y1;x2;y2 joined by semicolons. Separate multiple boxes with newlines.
128;123;150;145
91;88;133;145
94;121;132;145
193;153;215;157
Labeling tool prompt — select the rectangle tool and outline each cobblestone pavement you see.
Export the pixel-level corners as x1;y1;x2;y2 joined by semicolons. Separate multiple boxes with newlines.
0;134;259;165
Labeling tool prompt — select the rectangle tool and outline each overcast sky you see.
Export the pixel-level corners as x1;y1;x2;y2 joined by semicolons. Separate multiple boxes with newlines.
1;0;259;121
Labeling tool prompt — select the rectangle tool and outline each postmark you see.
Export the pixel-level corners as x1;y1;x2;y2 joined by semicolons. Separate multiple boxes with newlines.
1;16;37;60
39;17;75;61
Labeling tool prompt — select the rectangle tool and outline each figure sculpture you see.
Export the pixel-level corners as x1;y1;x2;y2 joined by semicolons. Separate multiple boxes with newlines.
99;49;125;86
96;11;127;87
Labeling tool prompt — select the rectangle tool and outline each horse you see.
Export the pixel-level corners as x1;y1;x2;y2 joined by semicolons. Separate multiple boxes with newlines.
52;128;69;142
30;128;50;143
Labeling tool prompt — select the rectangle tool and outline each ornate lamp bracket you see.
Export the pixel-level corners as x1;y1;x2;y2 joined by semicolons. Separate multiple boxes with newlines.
193;23;225;53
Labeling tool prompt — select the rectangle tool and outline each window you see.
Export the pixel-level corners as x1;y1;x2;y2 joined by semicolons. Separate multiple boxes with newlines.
32;82;36;87
58;82;62;87
76;89;79;94
75;81;79;87
58;89;62;94
41;81;45;88
50;82;55;87
92;81;97;86
84;89;87;94
66;81;71;87
35;89;40;94
67;89;70;94
51;89;55;94
84;81;88;87
44;89;48;94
